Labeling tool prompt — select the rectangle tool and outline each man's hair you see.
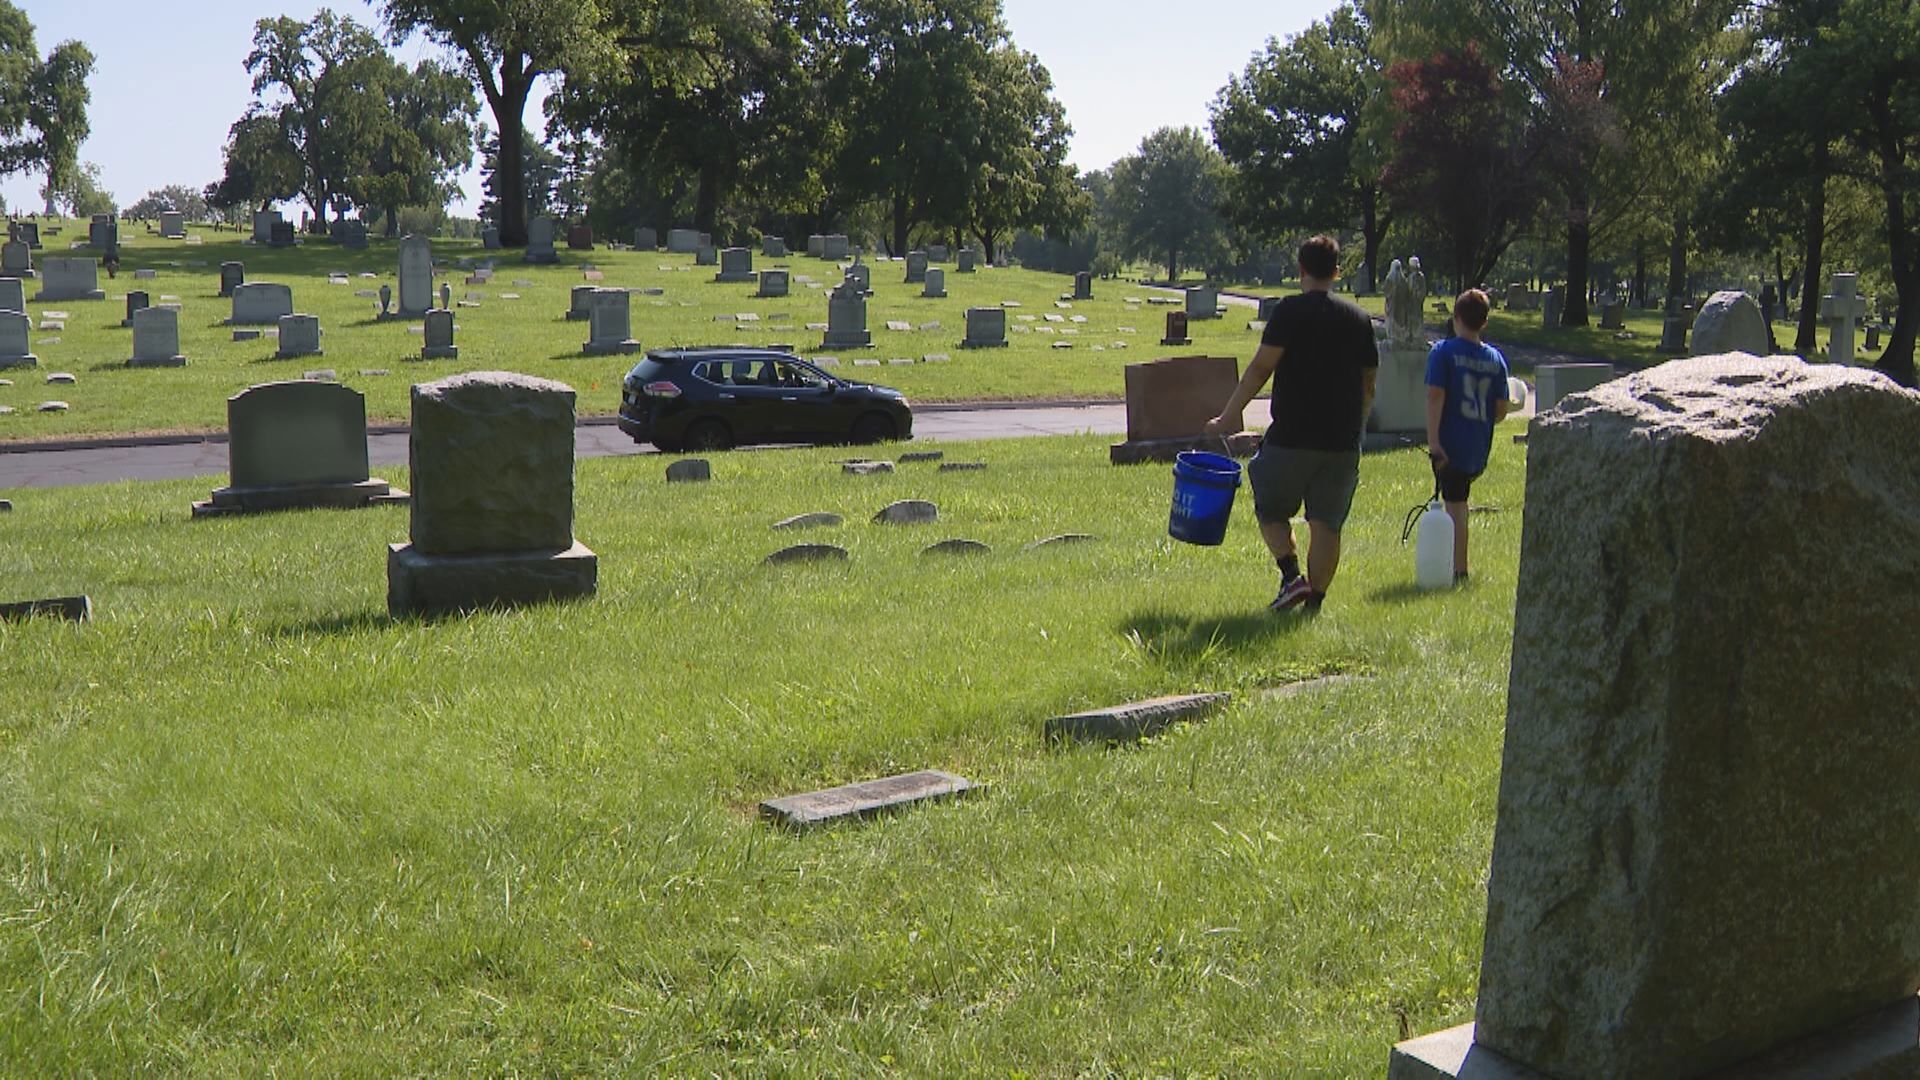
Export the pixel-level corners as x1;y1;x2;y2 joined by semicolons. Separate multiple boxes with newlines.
1298;235;1339;280
1454;289;1492;331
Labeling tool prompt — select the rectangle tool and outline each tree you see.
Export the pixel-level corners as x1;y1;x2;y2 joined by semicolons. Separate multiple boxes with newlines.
476;124;564;226
1106;126;1232;283
1211;3;1392;291
379;0;613;247
30;40;91;215
126;185;211;221
957;43;1085;262
207;112;304;215
0;1;40;177
244;11;395;228
351;58;478;235
1378;45;1540;291
40;159;112;217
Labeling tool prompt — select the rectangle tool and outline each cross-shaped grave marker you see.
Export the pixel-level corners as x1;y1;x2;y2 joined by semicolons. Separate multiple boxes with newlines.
1820;272;1869;365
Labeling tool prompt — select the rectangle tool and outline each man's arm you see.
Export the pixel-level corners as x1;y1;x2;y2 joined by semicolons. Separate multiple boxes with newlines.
1203;343;1282;435
1361;368;1378;425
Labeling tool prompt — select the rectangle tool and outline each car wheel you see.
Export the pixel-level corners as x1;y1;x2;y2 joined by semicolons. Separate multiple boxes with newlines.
850;412;896;445
650;437;682;453
683;419;733;451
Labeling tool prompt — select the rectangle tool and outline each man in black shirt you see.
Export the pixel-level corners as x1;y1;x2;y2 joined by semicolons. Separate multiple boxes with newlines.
1205;235;1378;613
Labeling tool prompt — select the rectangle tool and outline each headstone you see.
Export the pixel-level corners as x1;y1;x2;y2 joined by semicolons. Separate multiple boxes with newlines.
388;372;596;616
874;499;938;525
88;217;118;253
1660;307;1692;353
697;232;712;248
1541;286;1565;329
756;270;790;299
806;234;827;258
583;288;642;355
842;262;871;294
421;309;458;359
905;251;929;284
715;246;754;283
665;458;711;483
956;247;977;273
229;282;294;325
1821;272;1870;365
822;235;851;261
523;216;558;264
251;211;279;243
1161;311;1191;346
339;221;367;250
1504;282;1532;312
1867;324;1882;352
760;770;976;830
482;227;501;250
268;220;296;248
276;314;323;359
1114;355;1242;450
1046;693;1230;745
10;220;40;249
961;307;1008;349
0;278;22;313
762;236;787;258
821;285;872;349
921;539;989;556
0;596;91;623
695;245;718;267
765;543;850;565
1534;362;1617;413
0;240;31;279
1598;296;1626;330
193;380;402;517
1185;286;1219;320
1073;271;1093;300
566;223;593;251
32;257;105;302
928;244;950;262
635;227;657;251
127;305;186;367
219;261;244;297
398;235;433;316
773;512;843;530
923;267;947;299
668;228;700;254
1393;355;1920;1080
1690;290;1770;357
565;284;595;321
158;211;185;239
0;311;36;368
121;290;150;327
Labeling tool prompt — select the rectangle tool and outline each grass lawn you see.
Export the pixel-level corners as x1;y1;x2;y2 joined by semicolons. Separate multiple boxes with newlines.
0;430;1529;1074
0;220;1265;444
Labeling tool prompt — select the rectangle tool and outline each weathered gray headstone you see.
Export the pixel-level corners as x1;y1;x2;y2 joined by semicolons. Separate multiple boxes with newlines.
230;282;293;325
764;542;849;565
635;227;658;251
822;235;851;261
842;263;871;294
695;245;718;267
0;240;31;279
921;539;990;557
88;217;118;252
0;278;22;314
251;210;279;243
398;234;433;316
665;458;711;483
389;372;595;615
1690;290;1769;357
1534;363;1616;413
715;246;754;283
339;221;368;250
873;499;937;525
121;290;150;327
33;257;105;302
773;512;843;530
905;251;929;284
9;220;40;249
194;380;401;517
481;227;501;250
566;284;596;321
276;314;323;359
962;307;1008;349
956;247;977;273
923;267;946;299
158;211;185;239
822;285;872;349
1073;271;1093;301
1598;297;1626;330
523;217;558;264
583;289;642;356
667;228;699;254
762;236;787;258
421;309;458;360
1541;287;1565;329
760;770;976;829
219;261;244;297
128;305;186;367
0;311;36;368
1046;693;1230;745
1185;285;1219;320
1393;355;1920;1080
268;220;296;248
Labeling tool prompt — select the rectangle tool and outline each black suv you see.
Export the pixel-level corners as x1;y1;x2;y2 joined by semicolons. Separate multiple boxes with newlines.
618;348;913;452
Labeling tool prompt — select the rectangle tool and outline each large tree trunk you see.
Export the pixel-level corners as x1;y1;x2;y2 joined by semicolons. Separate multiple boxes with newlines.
1166;247;1178;284
891;193;909;256
492;62;535;248
694;164;720;236
1869;102;1916;386
1665;213;1688;311
1359;187;1387;294
1795;148;1828;354
1632;243;1648;308
1562;180;1592;326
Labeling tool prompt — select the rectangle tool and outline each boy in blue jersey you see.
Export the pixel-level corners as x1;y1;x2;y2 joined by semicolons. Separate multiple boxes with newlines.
1424;289;1511;583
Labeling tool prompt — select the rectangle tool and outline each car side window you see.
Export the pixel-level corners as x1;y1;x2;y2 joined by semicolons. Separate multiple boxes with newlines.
690;362;723;385
778;362;829;389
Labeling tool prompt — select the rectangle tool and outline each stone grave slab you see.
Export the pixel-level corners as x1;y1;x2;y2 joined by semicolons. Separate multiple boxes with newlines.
922;539;990;556
764;543;849;565
1046;693;1230;744
760;770;978;829
773;512;843;531
0;595;92;623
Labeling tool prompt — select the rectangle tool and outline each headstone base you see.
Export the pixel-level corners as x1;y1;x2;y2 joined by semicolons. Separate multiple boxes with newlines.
33;288;103;302
387;541;597;617
565;309;592;321
194;479;406;518
276;347;322;361
1161;335;1193;346
823;333;873;349
960;339;1008;350
583;339;641;356
0;271;38;280
127;354;187;369
923;290;947;299
522;252;559;265
0;354;38;369
421;345;459;360
1109;432;1260;465
713;272;755;283
1392;998;1920;1080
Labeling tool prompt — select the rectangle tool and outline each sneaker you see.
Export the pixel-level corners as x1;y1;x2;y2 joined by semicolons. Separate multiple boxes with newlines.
1269;575;1312;612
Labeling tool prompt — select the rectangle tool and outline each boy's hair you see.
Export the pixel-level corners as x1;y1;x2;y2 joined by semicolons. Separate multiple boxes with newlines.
1454;289;1492;331
1298;235;1340;280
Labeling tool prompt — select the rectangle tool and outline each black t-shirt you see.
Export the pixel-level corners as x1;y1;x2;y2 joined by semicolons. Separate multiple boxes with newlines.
1260;291;1379;451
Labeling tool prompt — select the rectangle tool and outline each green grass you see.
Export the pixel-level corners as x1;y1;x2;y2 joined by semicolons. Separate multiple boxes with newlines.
0;431;1528;1074
0;220;1266;443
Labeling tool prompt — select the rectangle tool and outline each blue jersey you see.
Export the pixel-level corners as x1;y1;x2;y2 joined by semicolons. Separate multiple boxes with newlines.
1424;337;1510;475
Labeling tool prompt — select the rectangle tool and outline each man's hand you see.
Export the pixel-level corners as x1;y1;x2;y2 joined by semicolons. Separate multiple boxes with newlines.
1202;415;1240;438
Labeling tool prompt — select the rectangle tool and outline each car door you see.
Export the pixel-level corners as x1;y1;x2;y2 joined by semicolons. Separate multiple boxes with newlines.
764;360;841;440
717;357;784;443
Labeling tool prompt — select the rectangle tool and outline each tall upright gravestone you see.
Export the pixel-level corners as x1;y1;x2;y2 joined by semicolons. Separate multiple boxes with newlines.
398;235;433;317
1391;355;1920;1079
128;306;187;367
523;217;559;264
388;372;597;616
192;381;405;517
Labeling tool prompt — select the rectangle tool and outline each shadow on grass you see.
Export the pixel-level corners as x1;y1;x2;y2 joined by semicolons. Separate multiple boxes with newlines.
1120;607;1309;663
1365;581;1458;605
270;610;394;638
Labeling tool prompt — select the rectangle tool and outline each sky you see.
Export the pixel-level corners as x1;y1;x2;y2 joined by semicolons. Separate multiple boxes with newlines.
5;0;1332;216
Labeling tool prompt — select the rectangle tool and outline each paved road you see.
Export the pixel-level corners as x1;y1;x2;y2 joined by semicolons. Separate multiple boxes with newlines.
0;403;1133;490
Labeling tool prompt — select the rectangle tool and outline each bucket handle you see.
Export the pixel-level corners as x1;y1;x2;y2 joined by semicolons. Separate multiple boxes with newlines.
1401;477;1443;544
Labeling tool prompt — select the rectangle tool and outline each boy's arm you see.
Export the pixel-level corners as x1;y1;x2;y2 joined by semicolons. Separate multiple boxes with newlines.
1204;343;1282;435
1493;397;1513;423
1426;387;1449;467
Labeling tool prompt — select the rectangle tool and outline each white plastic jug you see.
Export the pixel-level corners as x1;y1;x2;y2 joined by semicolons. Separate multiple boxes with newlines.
1415;501;1454;589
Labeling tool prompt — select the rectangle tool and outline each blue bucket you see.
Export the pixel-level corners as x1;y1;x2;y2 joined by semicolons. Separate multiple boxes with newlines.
1169;450;1242;546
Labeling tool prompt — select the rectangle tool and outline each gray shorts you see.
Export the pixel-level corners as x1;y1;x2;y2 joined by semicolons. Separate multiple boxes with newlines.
1247;444;1361;532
